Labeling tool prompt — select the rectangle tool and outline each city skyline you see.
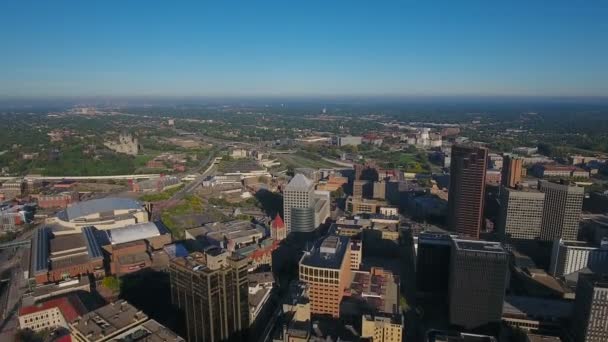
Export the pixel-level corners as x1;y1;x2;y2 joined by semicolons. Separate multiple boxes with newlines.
1;1;607;97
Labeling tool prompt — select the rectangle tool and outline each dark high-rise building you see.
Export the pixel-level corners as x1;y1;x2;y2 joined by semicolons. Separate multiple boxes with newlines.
169;248;249;342
571;273;608;342
502;156;523;189
448;239;509;330
416;232;453;299
538;180;584;241
448;145;488;239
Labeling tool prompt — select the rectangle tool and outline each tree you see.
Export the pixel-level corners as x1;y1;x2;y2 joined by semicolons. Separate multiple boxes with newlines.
102;276;122;293
331;187;345;200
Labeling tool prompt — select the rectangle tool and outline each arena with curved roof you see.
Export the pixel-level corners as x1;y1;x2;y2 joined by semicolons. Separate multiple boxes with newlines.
47;197;149;234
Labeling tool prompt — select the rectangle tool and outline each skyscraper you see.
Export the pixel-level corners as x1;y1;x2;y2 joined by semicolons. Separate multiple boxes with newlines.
571;273;608;342
416;232;453;299
502;155;523;189
538;180;584;241
169;248;249;342
448;145;488;239
448;239;508;330
283;174;314;233
299;235;351;317
497;187;545;240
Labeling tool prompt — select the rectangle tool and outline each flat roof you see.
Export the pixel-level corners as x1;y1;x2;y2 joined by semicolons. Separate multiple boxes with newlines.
110;319;184;342
452;238;506;254
503;295;572;319
71;300;148;340
525;334;561;342
51;233;85;254
300;235;350;269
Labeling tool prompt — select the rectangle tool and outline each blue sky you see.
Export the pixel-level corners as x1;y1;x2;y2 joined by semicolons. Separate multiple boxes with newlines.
0;1;607;97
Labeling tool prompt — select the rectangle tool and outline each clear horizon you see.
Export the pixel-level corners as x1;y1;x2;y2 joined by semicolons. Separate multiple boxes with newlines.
1;1;607;97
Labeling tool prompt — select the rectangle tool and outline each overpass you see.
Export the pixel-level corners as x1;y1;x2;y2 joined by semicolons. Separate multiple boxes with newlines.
12;174;161;181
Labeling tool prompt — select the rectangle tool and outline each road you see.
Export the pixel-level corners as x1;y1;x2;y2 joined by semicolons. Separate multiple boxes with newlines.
170;153;220;201
0;247;28;342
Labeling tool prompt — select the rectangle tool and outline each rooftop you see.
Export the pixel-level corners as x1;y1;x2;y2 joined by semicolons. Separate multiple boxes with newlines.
19;294;87;322
59;197;143;221
348;268;399;314
429;330;497;342
70;300;148;340
50;233;85;254
300;235;350;269
248;272;274;287
286;174;314;191
502;295;572;319
453;238;506;254
525;334;562;342
110;319;184;342
107;221;165;245
581;272;608;288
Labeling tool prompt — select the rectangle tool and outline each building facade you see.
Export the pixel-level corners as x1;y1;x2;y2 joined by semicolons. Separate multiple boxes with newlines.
283;174;315;234
502;155;523;188
19;295;86;332
170;249;249;342
299;235;351;317
350;239;362;270
448;239;509;330
416;232;453;298
539;180;584;241
447;145;488;239
361;314;403;342
549;239;608;277
497;187;545;240
571;273;608;342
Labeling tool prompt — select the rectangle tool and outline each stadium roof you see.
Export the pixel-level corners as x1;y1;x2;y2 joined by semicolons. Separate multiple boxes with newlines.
60;198;143;221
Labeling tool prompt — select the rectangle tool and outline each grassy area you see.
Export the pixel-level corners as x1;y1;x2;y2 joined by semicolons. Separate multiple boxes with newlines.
134;154;156;168
276;150;343;169
161;195;224;239
139;184;184;202
366;149;431;173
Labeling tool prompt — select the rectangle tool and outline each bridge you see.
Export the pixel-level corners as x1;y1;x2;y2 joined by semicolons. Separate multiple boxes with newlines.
1;174;161;182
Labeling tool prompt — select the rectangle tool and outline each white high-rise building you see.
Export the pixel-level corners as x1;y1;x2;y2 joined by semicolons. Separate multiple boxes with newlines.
549;239;608;277
283;174;315;233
